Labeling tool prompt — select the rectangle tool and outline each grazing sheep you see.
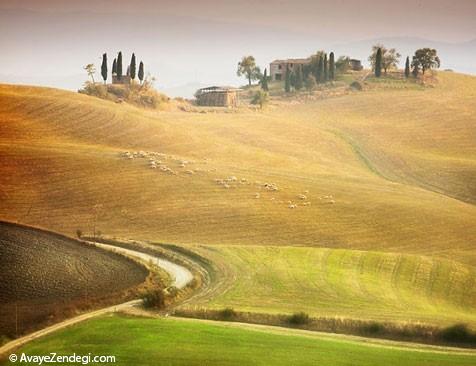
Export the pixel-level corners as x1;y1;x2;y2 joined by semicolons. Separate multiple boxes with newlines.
298;194;307;200
185;170;194;175
255;193;260;199
289;204;297;209
223;184;230;189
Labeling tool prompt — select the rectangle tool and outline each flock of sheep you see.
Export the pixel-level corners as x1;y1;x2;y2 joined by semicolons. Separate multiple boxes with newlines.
120;150;210;176
119;150;336;209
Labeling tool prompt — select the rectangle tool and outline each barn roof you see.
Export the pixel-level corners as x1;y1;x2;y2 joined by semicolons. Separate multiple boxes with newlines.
197;86;242;93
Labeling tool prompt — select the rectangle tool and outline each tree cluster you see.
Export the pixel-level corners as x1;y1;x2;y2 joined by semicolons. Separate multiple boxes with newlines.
98;52;146;84
369;44;440;78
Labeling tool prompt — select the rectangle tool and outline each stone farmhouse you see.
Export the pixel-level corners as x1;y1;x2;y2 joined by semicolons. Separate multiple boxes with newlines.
270;57;363;81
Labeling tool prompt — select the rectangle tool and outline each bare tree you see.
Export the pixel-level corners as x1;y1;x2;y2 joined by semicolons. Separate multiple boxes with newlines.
84;64;96;83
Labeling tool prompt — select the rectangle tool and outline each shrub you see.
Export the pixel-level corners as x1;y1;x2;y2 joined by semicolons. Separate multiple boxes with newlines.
361;321;385;335
218;307;237;320
142;289;166;309
166;286;178;298
76;229;82;239
287;312;310;326
251;90;269;109
350;81;363;91
438;324;476;345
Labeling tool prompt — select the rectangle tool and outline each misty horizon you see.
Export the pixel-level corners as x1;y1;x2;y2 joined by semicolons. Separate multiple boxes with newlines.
1;1;476;97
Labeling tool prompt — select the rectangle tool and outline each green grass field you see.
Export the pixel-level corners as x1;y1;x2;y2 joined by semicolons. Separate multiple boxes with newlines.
2;315;475;366
189;246;476;326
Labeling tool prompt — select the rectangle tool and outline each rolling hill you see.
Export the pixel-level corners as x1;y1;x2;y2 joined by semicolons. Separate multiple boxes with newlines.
0;72;475;328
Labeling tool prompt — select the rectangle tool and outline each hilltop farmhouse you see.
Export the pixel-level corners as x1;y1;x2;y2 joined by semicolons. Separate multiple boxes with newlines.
270;57;363;81
270;58;311;81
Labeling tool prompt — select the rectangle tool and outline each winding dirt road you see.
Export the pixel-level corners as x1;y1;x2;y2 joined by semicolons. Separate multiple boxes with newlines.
0;241;194;357
93;242;193;289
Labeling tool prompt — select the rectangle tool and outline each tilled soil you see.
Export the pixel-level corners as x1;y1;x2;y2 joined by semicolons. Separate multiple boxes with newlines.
0;221;148;338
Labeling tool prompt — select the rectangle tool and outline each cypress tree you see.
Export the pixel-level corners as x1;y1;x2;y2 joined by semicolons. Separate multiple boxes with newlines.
138;61;144;84
261;68;269;91
117;52;123;79
130;53;136;80
101;53;108;84
319;56;325;83
295;66;303;90
323;54;328;81
316;56;323;83
329;52;335;80
375;48;382;77
285;65;291;93
112;58;117;76
404;56;410;78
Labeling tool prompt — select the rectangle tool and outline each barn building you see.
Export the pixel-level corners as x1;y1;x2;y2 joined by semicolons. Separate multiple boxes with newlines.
195;86;241;107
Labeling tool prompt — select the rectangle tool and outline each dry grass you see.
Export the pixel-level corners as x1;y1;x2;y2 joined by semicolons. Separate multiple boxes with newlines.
0;75;474;263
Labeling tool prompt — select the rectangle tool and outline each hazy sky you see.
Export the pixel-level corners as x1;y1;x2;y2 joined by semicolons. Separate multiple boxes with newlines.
2;0;475;42
1;0;475;95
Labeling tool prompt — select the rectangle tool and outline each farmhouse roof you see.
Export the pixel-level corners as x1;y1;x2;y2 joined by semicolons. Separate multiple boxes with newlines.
270;58;311;64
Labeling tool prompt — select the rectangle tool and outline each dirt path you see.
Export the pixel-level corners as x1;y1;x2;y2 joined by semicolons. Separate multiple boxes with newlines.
93;242;193;289
0;242;194;357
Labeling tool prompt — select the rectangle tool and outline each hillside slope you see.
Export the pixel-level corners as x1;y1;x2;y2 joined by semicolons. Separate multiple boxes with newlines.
0;74;475;266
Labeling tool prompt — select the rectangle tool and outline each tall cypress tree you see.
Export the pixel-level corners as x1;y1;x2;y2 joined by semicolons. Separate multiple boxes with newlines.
323;54;328;81
130;53;136;80
319;56;325;83
261;68;269;91
375;48;382;77
329;52;335;81
138;61;144;84
117;52;123;79
404;56;410;78
101;53;108;84
316;56;323;83
112;58;117;76
295;66;303;90
285;65;291;93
